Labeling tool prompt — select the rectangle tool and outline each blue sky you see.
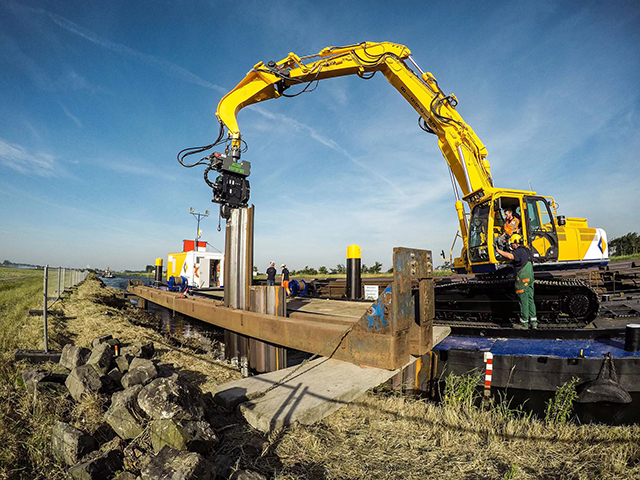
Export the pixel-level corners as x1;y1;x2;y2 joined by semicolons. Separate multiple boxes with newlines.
1;0;639;271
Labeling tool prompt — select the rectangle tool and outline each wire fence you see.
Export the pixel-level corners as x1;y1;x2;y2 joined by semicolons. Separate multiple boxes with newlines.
45;266;89;305
42;265;89;352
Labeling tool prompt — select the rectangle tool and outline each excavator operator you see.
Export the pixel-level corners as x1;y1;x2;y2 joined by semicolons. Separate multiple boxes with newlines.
503;209;520;236
495;208;520;253
495;234;538;330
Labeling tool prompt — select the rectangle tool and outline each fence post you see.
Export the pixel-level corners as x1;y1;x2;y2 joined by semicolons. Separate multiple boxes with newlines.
57;267;61;300
43;265;49;353
483;351;493;405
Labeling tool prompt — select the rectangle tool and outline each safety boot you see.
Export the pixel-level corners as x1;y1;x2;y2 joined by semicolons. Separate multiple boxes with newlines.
529;317;538;329
513;321;529;330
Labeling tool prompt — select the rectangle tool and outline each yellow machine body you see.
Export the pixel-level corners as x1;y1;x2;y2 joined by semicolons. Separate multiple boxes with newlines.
213;42;608;274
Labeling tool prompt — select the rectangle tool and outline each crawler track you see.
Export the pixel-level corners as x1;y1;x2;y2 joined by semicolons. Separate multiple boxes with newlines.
434;277;600;326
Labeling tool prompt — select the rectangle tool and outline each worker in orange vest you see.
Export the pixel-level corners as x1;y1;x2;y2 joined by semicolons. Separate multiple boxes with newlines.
503;208;520;236
496;208;521;254
281;264;290;295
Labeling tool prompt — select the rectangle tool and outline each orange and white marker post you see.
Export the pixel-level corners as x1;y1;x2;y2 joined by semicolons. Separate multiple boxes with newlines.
483;352;493;403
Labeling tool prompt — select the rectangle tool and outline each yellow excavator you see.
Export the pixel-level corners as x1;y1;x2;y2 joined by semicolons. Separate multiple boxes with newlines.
178;41;607;324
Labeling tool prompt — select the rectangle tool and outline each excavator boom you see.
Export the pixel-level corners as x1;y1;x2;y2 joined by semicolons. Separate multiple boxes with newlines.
217;42;494;202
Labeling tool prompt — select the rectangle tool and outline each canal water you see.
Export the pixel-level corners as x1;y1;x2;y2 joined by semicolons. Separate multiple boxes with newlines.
100;275;225;355
102;276;639;425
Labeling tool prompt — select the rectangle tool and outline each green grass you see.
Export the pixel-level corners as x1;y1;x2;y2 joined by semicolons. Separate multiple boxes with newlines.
609;254;640;262
0;266;42;280
0;267;70;479
0;268;46;351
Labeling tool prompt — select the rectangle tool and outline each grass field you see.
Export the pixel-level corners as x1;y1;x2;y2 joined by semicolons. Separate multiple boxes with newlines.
0;267;46;351
1;272;640;479
610;254;640;263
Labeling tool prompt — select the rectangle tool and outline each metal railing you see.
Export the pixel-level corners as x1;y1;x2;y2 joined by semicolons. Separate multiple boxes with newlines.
44;266;88;305
42;265;88;352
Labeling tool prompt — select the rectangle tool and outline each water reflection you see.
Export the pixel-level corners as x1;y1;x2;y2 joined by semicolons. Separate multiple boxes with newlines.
100;275;151;290
102;275;224;355
148;302;224;355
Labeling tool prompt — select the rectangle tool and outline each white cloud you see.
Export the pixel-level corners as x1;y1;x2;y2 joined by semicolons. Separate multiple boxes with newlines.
0;138;56;176
59;102;83;128
46;12;227;94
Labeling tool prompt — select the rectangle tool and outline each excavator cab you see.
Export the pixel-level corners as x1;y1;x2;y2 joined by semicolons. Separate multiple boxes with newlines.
465;192;559;273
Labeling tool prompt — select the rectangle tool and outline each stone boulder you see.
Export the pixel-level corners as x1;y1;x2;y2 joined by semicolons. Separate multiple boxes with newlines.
66;364;104;402
139;341;155;359
138;378;205;421
121;358;158;388
92;335;113;348
149;418;218;453
115;355;132;374
51;421;98;466
86;343;114;375
140;446;213;480
60;344;92;371
107;368;123;386
22;368;67;395
124;341;155;359
104;385;147;440
105;338;121;349
68;449;123;480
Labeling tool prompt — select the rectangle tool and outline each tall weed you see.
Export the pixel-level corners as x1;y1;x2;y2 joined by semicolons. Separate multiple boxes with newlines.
441;371;483;409
544;377;579;424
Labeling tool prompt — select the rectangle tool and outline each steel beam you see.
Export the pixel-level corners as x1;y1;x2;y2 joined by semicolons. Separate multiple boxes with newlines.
224;206;253;310
129;246;435;370
224;206;254;376
248;285;287;372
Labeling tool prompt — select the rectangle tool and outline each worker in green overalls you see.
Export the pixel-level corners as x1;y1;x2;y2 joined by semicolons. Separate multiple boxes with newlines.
495;234;538;329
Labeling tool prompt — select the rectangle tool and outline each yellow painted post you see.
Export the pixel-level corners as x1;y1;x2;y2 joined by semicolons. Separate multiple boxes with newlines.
154;258;163;287
346;244;362;300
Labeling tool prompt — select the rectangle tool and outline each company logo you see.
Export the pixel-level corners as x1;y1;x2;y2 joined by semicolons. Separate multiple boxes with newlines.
598;237;607;253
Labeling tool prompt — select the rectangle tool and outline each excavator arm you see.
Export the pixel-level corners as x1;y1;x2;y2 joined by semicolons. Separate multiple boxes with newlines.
217;42;494;202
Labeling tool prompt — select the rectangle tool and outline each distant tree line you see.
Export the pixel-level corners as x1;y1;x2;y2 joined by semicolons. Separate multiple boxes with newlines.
287;261;387;276
2;259;44;269
609;232;640;257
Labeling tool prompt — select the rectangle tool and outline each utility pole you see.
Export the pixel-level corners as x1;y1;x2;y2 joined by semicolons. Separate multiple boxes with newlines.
189;207;210;251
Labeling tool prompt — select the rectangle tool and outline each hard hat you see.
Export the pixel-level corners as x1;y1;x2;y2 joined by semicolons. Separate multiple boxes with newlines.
281;264;286;268
270;261;275;266
509;234;522;244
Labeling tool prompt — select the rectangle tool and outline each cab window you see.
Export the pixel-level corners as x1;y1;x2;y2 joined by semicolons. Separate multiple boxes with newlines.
525;199;554;233
469;204;490;262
